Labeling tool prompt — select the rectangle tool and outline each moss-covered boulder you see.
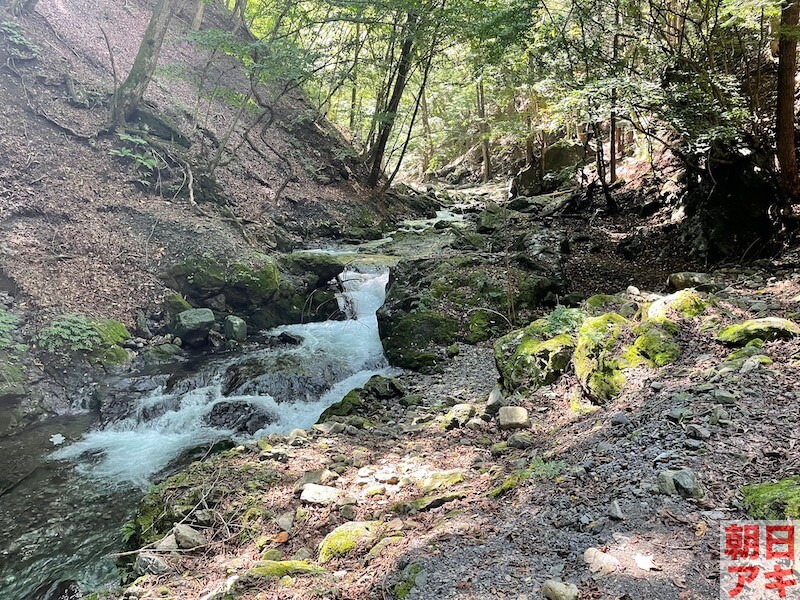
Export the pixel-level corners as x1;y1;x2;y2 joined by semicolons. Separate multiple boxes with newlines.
717;317;800;345
163;294;192;323
318;521;381;563
318;375;403;422
494;327;575;392
647;290;708;320
246;560;323;579
722;343;772;369
583;294;638;318
166;257;228;300
280;252;349;289
743;477;800;519
225;261;280;309
629;319;680;367
573;313;629;403
379;308;458;372
0;358;26;399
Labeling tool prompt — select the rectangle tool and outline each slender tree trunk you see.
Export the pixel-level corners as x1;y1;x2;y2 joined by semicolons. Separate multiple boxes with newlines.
348;23;361;137
776;0;800;200
191;0;205;31
111;0;177;128
477;80;492;183
419;87;432;180
232;0;247;33
610;3;620;183
367;12;418;188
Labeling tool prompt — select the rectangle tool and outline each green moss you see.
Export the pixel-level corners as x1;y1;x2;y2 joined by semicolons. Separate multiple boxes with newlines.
630;319;681;367
419;470;464;494
227;261;281;305
0;359;26;398
164;294;191;321
246;560;323;578
394;563;422;599
743;477;800;519
487;469;532;498
318;521;380;563
724;345;772;367
95;320;131;346
583;294;625;315
319;390;362;421
97;345;130;365
466;310;503;344
167;257;227;298
718;318;800;346
381;309;459;371
648;290;708;320
573;313;629;402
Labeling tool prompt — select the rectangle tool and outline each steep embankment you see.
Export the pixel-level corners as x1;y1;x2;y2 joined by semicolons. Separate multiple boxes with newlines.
0;0;420;323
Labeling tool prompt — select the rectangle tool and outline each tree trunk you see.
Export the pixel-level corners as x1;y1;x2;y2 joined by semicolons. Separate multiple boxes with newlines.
419;87;432;181
111;0;177;128
232;0;247;33
191;0;205;31
477;80;492;183
367;12;418;188
348;23;361;137
776;0;800;201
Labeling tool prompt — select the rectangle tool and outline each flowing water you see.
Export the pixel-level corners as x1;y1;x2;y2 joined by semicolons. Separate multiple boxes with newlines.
0;266;392;598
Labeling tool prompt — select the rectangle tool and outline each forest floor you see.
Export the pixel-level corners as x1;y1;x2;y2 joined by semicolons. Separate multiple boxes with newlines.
104;186;800;600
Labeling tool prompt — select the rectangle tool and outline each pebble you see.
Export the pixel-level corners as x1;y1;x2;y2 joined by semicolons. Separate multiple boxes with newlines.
608;500;624;520
300;483;342;505
498;406;531;430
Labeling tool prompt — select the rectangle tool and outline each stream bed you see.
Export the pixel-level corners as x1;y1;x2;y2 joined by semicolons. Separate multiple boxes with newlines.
0;266;391;599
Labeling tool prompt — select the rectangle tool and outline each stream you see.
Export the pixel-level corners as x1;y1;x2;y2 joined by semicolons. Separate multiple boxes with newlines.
0;265;391;599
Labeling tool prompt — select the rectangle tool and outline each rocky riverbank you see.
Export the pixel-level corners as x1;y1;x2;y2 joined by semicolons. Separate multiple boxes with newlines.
78;187;800;600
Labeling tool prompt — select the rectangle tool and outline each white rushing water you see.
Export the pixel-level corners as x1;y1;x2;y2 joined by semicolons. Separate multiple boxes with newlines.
53;268;393;487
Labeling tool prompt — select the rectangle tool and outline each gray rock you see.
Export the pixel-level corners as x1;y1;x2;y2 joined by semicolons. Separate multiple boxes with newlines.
667;272;720;292
135;552;171;575
174;308;216;346
498;406;530;430
665;407;693;422
687;424;711;440
293;469;337;495
608;500;624;520
300;483;341;505
684;439;704;450
610;413;630;426
173;523;208;549
288;428;308;447
710;404;730;426
486;385;506;414
658;468;704;499
275;510;294;532
441;403;476;430
155;533;178;551
223;315;247;342
339;504;357;520
541;579;579;600
507;431;534;449
714;389;737;404
583;547;620;575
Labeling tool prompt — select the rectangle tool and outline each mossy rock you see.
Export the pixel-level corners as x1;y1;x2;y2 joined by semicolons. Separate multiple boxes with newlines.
717;317;800;346
494;330;575;392
95;320;131;346
0;359;26;399
279;252;349;289
164;294;192;322
246;560;323;579
319;390;362;421
166;257;228;300
647;290;708;320
583;294;627;316
394;563;422;599
419;470;465;494
379;309;458;372
96;345;130;365
226;261;281;308
318;521;381;563
723;344;772;368
391;491;465;514
573;313;629;403
466;310;505;344
743;477;800;519
487;469;532;498
628;319;681;367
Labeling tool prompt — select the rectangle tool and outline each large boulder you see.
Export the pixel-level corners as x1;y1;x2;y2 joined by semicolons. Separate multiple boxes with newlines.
717;317;800;345
174;308;215;346
573;313;630;403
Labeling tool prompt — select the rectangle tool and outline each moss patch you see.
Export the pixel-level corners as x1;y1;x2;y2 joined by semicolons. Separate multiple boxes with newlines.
391;491;465;514
648;290;708;320
394;563;422;599
573;313;629;402
629;319;681;367
246;560;323;578
318;521;381;563
164;294;191;321
718;318;800;345
380;309;459;372
743;477;800;519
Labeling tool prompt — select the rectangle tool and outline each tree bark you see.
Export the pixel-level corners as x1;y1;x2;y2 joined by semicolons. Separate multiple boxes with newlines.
367;12;418;188
776;0;800;200
419;87;432;180
111;0;177;127
191;0;205;31
477;80;492;183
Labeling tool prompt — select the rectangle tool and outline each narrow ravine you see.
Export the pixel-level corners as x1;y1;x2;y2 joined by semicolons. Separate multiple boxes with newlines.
0;266;392;598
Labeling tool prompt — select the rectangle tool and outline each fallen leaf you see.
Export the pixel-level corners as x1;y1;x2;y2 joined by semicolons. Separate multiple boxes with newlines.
272;531;289;544
695;521;708;537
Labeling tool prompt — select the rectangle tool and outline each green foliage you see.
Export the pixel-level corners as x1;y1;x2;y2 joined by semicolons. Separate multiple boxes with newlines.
38;315;103;358
109;133;165;188
0;21;40;59
0;308;24;352
487;457;565;498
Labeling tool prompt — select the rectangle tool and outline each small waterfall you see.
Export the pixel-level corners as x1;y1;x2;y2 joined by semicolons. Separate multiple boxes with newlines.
53;267;393;487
